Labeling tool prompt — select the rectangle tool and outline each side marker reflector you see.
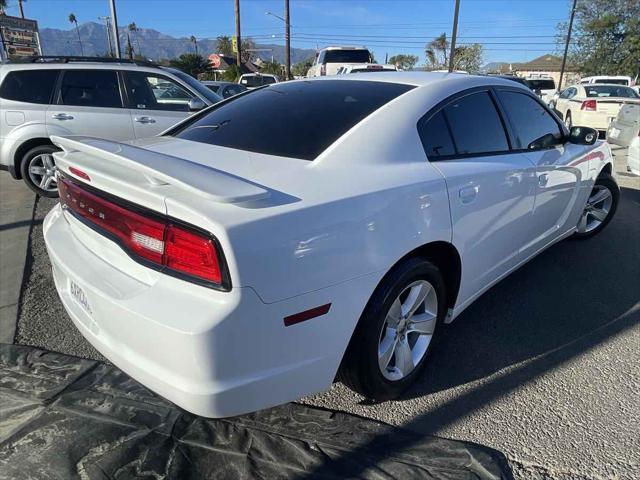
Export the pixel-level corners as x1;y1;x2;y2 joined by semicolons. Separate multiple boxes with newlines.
284;303;331;327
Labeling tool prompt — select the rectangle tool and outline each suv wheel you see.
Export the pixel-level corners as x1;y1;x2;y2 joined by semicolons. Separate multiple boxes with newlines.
20;145;61;197
339;258;446;400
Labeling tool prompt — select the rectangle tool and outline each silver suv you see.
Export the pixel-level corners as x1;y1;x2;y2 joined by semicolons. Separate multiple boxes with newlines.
0;56;221;196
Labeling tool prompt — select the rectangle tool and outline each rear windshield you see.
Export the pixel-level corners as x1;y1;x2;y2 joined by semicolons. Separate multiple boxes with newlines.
585;85;639;98
527;79;555;90
171;80;414;160
594;79;629;85
324;50;371;64
240;75;277;88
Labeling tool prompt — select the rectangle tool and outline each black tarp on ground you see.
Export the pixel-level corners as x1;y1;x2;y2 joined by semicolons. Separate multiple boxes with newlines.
0;344;512;479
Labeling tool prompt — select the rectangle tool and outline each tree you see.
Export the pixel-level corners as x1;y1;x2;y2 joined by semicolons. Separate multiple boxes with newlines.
0;1;7;14
222;64;241;82
169;53;211;77
388;54;419;70
68;13;84;56
215;35;234;56
240;39;256;63
558;0;640;77
292;57;314;77
425;33;449;69
128;23;142;57
190;35;198;55
260;60;283;77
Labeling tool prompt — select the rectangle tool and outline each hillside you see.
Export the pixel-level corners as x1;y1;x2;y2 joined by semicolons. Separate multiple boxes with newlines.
39;22;316;64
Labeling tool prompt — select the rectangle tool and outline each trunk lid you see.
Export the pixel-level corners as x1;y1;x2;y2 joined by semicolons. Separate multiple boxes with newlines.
594;98;640;116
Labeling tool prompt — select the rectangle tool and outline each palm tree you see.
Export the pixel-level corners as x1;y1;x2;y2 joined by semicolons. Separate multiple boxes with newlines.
128;22;142;57
425;33;449;69
190;35;198;55
0;0;7;14
215;35;233;56
68;13;84;56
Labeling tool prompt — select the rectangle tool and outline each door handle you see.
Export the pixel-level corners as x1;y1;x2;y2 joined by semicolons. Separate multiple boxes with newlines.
538;173;549;187
51;113;74;120
459;185;479;204
134;116;156;124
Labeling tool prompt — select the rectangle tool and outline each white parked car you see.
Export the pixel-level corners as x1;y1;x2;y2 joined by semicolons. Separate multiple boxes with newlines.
238;73;279;89
44;73;618;418
627;136;640;176
0;56;222;196
554;83;640;136
337;63;398;75
607;103;639;147
579;75;633;86
307;46;372;77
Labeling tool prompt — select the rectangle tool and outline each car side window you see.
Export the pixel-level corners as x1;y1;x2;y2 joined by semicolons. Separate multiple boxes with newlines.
497;91;563;150
126;72;194;112
559;88;572;99
442;91;509;155
0;69;60;104
59;70;123;108
417;111;456;158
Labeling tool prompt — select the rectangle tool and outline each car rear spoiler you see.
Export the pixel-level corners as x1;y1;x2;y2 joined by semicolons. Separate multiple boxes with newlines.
50;136;270;204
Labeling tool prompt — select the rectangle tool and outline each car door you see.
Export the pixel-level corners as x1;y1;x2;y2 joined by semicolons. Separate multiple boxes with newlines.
123;71;195;138
418;89;537;308
47;69;134;141
494;88;591;255
555;86;577;121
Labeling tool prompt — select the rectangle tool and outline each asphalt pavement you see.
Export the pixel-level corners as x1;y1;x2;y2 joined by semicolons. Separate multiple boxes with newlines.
10;147;640;480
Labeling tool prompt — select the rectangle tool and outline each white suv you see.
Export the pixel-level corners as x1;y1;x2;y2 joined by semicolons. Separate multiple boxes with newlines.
0;56;221;196
306;46;372;77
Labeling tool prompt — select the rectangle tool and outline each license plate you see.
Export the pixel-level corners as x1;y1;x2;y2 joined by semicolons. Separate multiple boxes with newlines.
70;279;92;315
609;128;620;139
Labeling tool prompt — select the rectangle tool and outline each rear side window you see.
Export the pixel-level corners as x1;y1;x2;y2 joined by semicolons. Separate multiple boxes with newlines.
324;50;371;64
172;80;414;160
497;91;563;150
418;111;456;158
442;91;509;155
0;70;59;104
60;70;123;108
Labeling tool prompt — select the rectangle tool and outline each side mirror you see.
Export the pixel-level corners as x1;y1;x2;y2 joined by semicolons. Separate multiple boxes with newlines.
188;98;206;112
568;126;598;145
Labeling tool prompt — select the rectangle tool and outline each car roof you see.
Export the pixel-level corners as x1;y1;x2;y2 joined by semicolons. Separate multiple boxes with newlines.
0;61;170;75
303;71;520;87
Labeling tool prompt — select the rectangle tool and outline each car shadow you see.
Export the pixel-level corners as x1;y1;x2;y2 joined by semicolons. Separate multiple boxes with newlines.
403;186;639;401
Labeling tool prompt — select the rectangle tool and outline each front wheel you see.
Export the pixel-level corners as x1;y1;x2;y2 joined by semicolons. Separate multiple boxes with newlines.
572;172;619;239
20;145;60;197
339;258;447;400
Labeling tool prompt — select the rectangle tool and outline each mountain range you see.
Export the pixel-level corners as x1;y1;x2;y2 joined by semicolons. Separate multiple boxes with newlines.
39;22;316;64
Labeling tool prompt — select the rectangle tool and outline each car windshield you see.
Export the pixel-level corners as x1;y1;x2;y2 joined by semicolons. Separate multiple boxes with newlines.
162;68;222;104
240;75;277;88
324;50;371;63
170;80;414;160
593;79;629;85
585;85;639;98
527;79;555;90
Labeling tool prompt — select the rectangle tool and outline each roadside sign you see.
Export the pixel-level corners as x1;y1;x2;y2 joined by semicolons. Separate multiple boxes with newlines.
232;36;238;54
0;14;42;61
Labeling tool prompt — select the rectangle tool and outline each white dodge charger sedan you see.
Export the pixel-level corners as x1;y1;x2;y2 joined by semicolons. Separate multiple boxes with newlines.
44;73;619;417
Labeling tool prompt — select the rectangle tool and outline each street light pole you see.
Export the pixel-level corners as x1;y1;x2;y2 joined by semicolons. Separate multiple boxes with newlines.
558;0;577;92
448;0;460;73
109;0;121;58
284;0;291;80
235;0;242;69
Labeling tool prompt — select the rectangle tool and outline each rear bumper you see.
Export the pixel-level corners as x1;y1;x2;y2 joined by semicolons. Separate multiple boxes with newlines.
44;204;366;417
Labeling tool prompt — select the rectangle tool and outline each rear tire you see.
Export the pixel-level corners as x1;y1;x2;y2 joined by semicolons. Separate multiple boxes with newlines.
20;145;60;198
572;172;619;240
339;258;446;401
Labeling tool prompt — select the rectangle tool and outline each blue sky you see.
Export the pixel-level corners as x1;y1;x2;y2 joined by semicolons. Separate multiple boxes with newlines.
5;0;571;64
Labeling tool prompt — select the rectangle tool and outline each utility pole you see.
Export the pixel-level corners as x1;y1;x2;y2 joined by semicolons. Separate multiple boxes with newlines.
284;0;291;80
109;0;121;58
99;16;113;56
18;0;25;18
448;0;460;72
558;0;577;92
235;0;242;69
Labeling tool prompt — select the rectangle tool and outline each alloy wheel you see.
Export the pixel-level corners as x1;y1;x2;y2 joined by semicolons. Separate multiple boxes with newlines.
577;185;613;234
378;279;438;381
28;153;57;193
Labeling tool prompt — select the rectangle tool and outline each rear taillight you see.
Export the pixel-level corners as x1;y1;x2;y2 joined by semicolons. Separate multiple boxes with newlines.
581;99;597;111
58;176;225;288
320;64;326;76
